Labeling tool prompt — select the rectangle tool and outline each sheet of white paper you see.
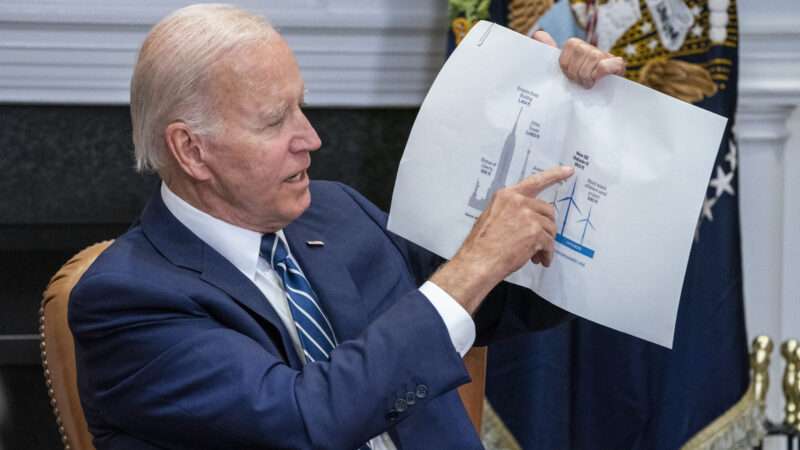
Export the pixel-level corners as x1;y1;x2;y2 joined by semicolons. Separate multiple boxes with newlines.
387;21;727;348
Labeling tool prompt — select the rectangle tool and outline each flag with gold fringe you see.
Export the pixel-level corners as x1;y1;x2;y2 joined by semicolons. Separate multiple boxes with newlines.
447;1;749;449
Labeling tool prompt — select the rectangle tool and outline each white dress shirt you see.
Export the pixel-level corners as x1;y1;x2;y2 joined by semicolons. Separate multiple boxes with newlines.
160;183;475;450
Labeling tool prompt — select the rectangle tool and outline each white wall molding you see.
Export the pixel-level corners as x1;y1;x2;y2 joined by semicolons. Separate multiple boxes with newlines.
738;20;800;108
0;0;447;106
735;5;800;432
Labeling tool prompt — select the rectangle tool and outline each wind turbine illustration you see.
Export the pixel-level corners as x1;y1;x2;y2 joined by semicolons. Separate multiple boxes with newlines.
557;177;582;235
550;189;559;214
549;161;566;214
576;206;596;244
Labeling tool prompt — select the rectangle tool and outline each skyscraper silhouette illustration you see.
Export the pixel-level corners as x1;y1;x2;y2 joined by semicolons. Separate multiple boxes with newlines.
468;107;524;211
517;147;531;184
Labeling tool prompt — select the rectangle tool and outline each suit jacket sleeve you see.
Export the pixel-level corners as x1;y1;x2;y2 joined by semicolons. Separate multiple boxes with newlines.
334;183;572;347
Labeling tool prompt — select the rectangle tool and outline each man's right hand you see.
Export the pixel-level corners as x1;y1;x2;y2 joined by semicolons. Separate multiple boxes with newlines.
430;165;574;314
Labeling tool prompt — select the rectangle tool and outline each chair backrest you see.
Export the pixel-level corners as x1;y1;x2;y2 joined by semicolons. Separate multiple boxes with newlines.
41;240;111;450
39;240;487;447
459;346;488;434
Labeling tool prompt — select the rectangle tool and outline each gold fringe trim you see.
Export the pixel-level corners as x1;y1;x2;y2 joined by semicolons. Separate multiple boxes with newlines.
481;400;523;450
680;384;765;450
507;0;555;35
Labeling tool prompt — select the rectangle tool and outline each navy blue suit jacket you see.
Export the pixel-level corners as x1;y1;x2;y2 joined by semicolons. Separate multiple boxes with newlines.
70;181;568;449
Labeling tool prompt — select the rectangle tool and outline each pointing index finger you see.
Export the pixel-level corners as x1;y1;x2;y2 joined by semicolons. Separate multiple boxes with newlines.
513;166;575;197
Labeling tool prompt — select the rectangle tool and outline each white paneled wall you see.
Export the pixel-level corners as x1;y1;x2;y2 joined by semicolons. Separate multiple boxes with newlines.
0;0;448;105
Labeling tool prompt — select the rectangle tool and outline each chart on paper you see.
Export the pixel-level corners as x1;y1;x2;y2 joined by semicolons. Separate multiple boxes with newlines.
463;88;608;268
465;86;548;215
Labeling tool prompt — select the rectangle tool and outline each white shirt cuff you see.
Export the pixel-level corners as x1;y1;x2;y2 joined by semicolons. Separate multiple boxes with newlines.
419;281;476;357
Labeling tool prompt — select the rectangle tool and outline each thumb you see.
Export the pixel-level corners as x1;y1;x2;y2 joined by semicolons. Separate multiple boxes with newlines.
532;30;558;48
595;57;626;78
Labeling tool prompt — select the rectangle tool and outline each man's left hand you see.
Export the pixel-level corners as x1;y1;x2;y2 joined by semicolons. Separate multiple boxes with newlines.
532;30;626;89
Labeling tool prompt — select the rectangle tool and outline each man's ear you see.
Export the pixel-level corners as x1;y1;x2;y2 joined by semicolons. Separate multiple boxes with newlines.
164;122;212;181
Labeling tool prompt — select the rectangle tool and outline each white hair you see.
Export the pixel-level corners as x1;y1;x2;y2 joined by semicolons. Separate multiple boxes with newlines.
130;4;276;173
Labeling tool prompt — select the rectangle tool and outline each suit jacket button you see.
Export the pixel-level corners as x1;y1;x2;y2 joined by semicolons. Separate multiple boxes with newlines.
386;410;399;422
415;384;428;399
405;391;416;405
394;398;408;413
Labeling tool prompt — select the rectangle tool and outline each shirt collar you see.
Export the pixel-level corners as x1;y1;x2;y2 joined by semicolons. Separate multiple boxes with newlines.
160;182;288;281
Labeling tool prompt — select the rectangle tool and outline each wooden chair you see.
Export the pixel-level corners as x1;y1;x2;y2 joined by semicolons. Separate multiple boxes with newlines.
40;241;487;450
459;347;488;433
40;241;111;450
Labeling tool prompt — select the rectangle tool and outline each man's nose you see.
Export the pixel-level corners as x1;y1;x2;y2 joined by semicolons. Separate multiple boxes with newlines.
290;110;322;153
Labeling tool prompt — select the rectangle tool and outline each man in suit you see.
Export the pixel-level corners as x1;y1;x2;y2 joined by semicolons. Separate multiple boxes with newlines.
69;4;625;450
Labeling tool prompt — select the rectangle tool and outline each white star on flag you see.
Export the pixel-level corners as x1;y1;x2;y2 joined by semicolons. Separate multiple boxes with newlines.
709;166;735;197
692;24;704;37
725;142;738;171
691;5;702;16
702;196;717;222
641;21;653;34
647;39;658;50
625;43;637;55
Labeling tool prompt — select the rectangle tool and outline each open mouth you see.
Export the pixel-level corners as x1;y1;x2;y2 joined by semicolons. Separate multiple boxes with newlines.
284;170;306;183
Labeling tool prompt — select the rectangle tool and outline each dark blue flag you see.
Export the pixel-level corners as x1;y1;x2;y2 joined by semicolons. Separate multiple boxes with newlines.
447;1;749;448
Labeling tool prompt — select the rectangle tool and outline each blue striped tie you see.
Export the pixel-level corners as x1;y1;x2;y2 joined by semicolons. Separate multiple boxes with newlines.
260;234;371;450
260;233;338;363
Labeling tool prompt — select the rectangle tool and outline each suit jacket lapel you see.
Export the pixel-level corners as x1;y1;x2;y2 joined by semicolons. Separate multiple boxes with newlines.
285;220;369;343
199;249;303;368
141;191;303;368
